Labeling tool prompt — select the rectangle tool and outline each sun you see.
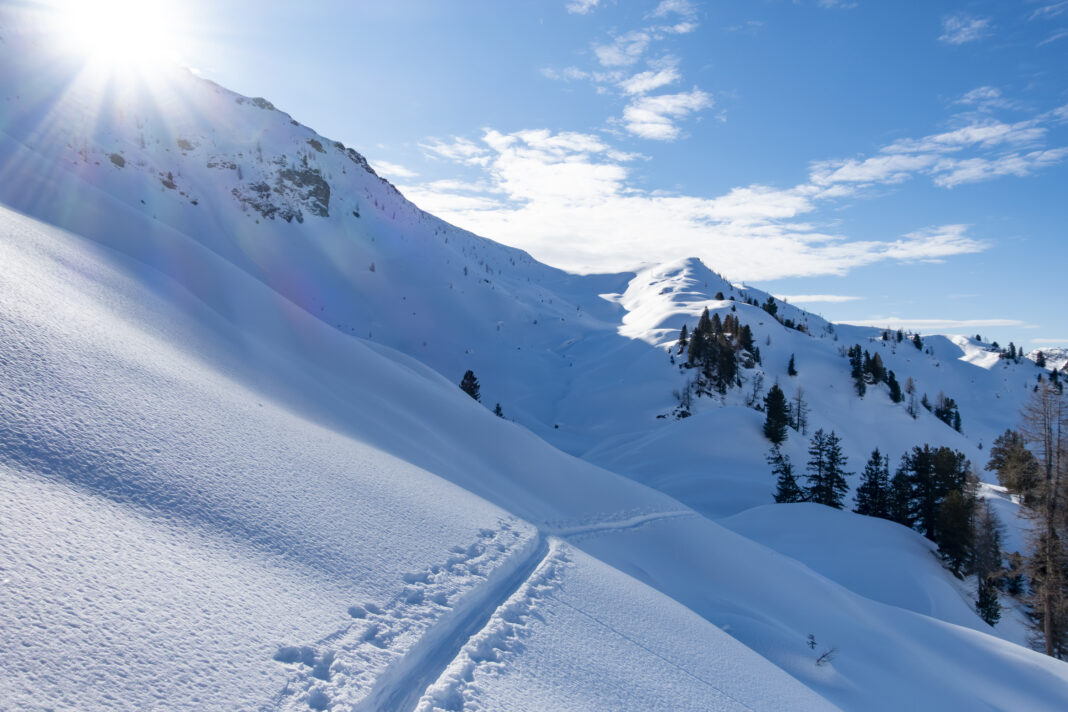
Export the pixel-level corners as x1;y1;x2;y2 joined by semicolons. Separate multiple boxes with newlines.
52;0;182;70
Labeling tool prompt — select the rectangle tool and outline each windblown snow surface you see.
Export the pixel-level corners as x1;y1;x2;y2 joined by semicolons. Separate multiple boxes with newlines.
2;13;1067;711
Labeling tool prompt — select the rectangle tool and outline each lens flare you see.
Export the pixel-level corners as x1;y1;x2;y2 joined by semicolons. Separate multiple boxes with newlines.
52;0;182;71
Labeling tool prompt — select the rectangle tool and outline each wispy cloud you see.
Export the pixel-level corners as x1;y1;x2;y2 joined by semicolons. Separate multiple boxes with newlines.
1031;337;1068;343
399;129;989;279
933;148;1068;187
370;160;418;179
619;62;681;95
776;294;862;303
845;317;1028;331
955;86;1023;113
1030;2;1068;21
594;31;652;67
621;89;712;140
939;14;992;45
566;0;602;15
1038;29;1068;46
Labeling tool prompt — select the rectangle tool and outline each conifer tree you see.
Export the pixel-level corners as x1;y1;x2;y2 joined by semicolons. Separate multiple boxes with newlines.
888;470;913;526
848;345;866;397
1036;350;1048;368
976;578;1002;626
854;449;891;518
493;402;504;417
987;429;1041;500
677;324;689;354
973;501;1004;625
937;488;974;577
788;353;797;377
762;296;778;317
805;429;851;508
459;370;481;401
769;447;805;503
763;384;789;444
913;333;923;350
887;370;903;403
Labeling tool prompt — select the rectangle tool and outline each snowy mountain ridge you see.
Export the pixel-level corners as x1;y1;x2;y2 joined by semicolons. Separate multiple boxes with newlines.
2;13;1067;711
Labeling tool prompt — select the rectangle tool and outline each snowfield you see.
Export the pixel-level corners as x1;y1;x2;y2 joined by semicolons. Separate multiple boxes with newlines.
2;12;1068;710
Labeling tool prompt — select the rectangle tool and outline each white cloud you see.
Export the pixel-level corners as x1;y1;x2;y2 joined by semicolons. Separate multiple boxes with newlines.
370;160;417;179
621;89;712;140
594;31;652;67
811;153;938;186
419;137;490;166
650;0;696;18
398;128;991;280
939;15;992;45
1031;337;1068;343
566;0;601;15
1030;2;1068;21
845;317;1028;331
882;120;1046;154
1039;29;1068;46
776;294;862;303
619;64;681;94
933;148;1068;187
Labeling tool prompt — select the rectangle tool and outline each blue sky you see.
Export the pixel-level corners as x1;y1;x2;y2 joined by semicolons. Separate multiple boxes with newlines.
62;1;1068;348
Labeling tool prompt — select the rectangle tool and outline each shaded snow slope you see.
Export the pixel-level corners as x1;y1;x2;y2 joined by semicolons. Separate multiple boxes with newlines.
0;207;830;710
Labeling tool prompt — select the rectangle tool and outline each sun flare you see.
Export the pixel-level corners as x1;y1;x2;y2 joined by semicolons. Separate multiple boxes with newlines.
52;0;181;70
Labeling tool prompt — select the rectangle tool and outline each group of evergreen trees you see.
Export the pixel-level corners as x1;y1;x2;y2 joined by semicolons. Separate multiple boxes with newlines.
986;384;1068;658
769;429;851;508
679;308;759;395
845;343;903;404
772;436;1004;625
459;369;505;418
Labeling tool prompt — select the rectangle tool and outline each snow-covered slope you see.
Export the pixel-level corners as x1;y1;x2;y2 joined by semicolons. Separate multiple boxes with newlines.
2;12;1068;710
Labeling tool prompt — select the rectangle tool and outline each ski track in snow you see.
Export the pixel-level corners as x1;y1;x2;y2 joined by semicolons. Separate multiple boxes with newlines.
268;518;534;712
268;509;693;712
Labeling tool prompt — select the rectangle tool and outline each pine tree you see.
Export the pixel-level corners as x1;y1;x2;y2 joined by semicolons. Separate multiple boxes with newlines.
887;370;903;403
888;470;913;526
677;324;689;354
769;447;805;503
762;296;778;317
788;353;797;376
913;333;923;350
1037;350;1048;368
459;370;481;401
805;429;851;508
899;445;970;543
987;429;1041;498
973;501;1004;625
763;384;789;444
937;488;974;578
976;578;1001;626
848;345;866;397
493;402;504;417
854;449;891;518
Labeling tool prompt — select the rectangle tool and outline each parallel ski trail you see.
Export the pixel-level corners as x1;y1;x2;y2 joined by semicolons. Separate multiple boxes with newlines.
357;534;550;712
552;509;696;539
